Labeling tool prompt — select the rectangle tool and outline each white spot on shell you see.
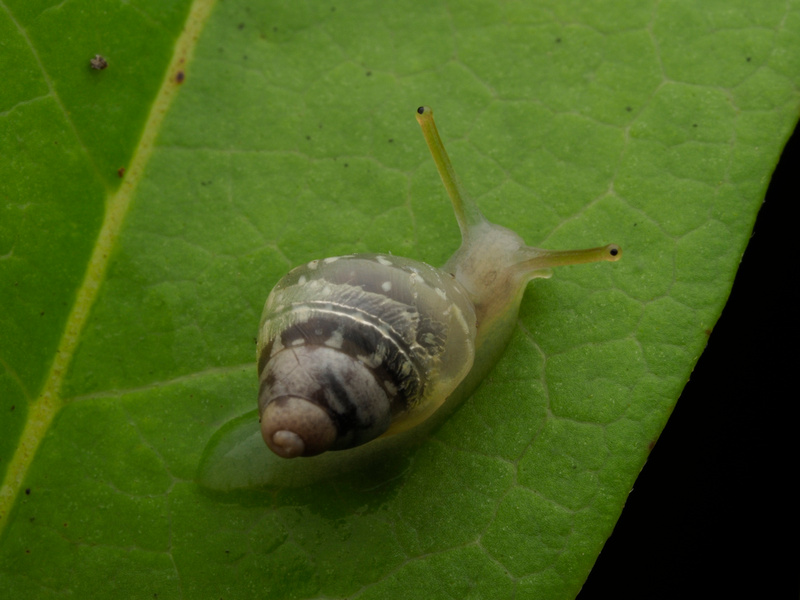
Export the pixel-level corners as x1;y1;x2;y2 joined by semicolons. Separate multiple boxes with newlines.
298;275;307;285
293;307;312;322
435;287;447;300
267;291;282;307
323;257;340;264
358;346;387;369
376;256;393;267
290;338;305;346
307;260;319;270
325;329;344;349
381;281;392;292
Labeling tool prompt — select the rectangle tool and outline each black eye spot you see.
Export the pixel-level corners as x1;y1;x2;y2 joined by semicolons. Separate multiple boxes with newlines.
417;106;425;114
610;247;619;256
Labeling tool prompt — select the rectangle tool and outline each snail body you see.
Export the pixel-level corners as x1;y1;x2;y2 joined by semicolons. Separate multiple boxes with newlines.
257;106;621;459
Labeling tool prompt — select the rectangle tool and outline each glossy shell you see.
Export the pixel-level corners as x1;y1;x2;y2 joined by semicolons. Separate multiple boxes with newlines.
258;253;477;457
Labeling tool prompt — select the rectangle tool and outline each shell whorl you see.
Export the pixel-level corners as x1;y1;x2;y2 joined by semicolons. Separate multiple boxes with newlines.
257;254;477;457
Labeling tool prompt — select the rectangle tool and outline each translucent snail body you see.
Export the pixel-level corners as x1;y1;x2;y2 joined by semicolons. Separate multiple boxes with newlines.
256;106;621;459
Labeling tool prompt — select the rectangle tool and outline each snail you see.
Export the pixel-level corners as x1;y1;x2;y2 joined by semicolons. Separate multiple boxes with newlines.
256;106;621;459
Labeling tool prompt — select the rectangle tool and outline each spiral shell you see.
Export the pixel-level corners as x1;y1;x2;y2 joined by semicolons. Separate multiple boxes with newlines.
258;254;476;457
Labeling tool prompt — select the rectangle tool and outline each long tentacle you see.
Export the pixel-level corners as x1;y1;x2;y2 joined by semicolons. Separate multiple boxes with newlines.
415;106;487;239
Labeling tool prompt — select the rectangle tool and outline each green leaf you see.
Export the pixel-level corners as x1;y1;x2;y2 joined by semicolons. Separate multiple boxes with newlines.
1;1;798;598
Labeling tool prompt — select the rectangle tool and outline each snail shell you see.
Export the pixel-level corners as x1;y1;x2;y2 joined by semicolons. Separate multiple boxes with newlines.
258;255;476;457
257;106;621;459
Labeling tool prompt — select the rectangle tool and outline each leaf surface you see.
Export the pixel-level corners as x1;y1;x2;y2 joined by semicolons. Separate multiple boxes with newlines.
1;1;798;598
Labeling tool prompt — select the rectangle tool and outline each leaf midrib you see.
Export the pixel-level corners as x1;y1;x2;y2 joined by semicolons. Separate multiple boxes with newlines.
0;0;217;531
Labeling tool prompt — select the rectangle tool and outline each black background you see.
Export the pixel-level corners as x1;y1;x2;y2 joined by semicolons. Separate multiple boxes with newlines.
577;124;797;599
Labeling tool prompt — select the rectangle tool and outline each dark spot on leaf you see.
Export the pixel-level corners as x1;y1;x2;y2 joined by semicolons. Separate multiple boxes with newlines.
388;138;393;143
238;23;245;30
648;439;657;451
625;106;632;112
746;56;751;62
365;71;371;76
10;405;14;410
90;54;108;70
555;38;561;43
693;123;698;128
176;71;185;83
117;167;125;178
704;328;713;336
40;311;44;316
344;163;348;167
25;488;30;495
305;135;311;140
